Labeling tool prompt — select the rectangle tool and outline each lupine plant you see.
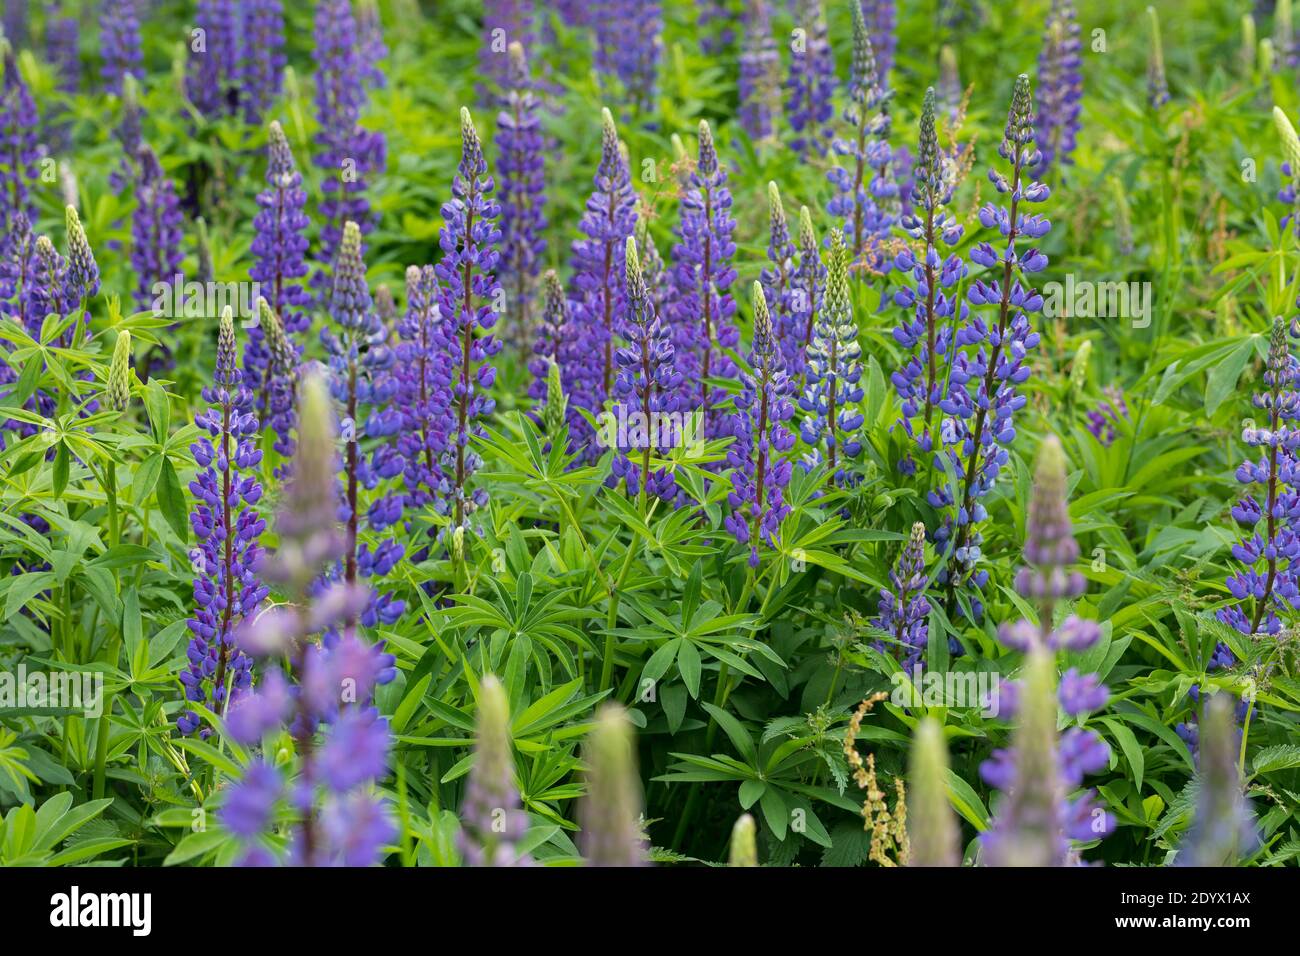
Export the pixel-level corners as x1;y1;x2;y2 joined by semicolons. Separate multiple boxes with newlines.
3;0;1300;882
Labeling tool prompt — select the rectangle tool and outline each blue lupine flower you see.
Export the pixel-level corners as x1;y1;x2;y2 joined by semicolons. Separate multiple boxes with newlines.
1036;0;1083;175
873;522;930;667
799;231;865;485
785;0;835;156
738;0;781;143
932;75;1049;621
725;283;796;567
99;0;143;95
0;42;39;235
891;88;967;476
179;308;268;736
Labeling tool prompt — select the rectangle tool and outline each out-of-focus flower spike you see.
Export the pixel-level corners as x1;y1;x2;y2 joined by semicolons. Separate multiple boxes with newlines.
907;717;960;867
580;704;648;866
728;813;758;867
1178;694;1258;867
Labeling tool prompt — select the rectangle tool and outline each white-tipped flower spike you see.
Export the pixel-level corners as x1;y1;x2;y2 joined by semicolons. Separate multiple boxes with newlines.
1241;15;1257;73
579;704;647;866
907;718;960;867
1274;107;1300;173
729;813;758;867
257;297;295;374
107;331;132;413
1261;37;1277;75
1179;694;1258;867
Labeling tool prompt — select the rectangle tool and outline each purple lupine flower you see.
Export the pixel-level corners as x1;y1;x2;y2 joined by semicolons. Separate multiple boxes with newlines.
178;307;268;737
0;42;40;235
785;0;835;156
109;74;143;195
0;210;34;325
979;435;1114;866
320;220;405;625
240;0;287;123
799;231;864;484
698;0;736;56
457;675;534;866
437;108;503;536
595;0;662;119
933;75;1049;621
1146;6;1169;108
561;108;637;459
725;283;796;567
481;0;536;101
1036;0;1083;175
786;206;826;381
1216;318;1300;646
2;0;27;49
607;237;683;501
892;87;967;476
1177;694;1258;866
224;371;397;867
669;120;738;437
1085;385;1128;447
528;269;567;406
496;43;547;348
392;263;452;551
828;5;897;275
313;0;386;272
738;0;782;143
25;235;75;344
873;522;930;667
98;0;143;95
762;183;798;364
45;7;81;93
247;120;311;456
859;0;897;81
130;145;184;313
187;0;242;119
356;0;388;89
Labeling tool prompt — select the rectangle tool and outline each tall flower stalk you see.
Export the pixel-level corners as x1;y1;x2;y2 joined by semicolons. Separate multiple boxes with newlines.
725;283;796;567
892;87;967;477
562;108;637;458
437;108;503;535
859;0;897;80
1036;0;1083;175
222;371;397;867
1146;5;1169;108
241;0;287;123
874;522;930;667
595;0;662;119
496;42;547;349
608;237;682;502
458;675;534;866
131;145;184;314
979;436;1113;866
248;121;311;456
785;0;835;156
1178;694;1258;867
1217;317;1300;645
670;120;738;436
0;41;39;235
179;307;268;736
800;231;864;483
579;704;647;866
935;75;1049;620
829;1;897;274
788;206;826;383
187;0;242;119
738;0;782;143
99;0;143;95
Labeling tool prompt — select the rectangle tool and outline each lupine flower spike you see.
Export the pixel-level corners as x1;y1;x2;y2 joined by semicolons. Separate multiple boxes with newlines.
1216;317;1300;650
179;307;267;736
787;207;825;382
873;522;930;667
107;331;133;413
738;0;781;143
829;4;896;276
892;87;967;479
785;0;835;156
223;371;397;867
980;435;1114;866
438;108;503;536
1146;6;1170;108
608;237;682;501
579;704;648;866
496;42;547;350
1036;0;1083;175
800;231;865;484
907;717;960;867
934;75;1049;621
729;814;758;866
725;283;796;567
457;675;533;866
1178;694;1258;867
0;41;39;235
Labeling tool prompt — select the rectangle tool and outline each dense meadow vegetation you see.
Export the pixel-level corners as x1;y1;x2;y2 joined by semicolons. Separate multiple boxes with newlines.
0;0;1297;870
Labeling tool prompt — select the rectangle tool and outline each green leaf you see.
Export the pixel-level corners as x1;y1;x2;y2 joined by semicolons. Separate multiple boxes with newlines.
156;458;188;542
